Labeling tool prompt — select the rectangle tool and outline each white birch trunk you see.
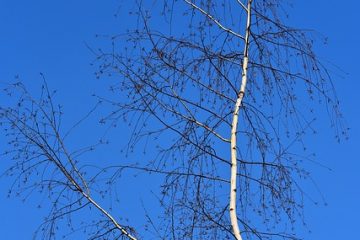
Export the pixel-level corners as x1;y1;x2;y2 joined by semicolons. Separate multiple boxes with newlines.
230;0;252;239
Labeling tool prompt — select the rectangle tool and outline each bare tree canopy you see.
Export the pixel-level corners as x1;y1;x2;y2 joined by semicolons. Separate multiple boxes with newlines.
0;1;347;240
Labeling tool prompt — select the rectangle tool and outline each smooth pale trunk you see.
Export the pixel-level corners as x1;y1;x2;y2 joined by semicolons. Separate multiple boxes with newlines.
230;0;252;239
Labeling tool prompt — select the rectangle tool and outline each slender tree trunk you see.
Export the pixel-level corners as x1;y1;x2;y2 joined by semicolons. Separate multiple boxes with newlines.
230;0;252;239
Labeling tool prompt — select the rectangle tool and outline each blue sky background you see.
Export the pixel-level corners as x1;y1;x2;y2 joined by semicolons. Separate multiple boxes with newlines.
0;0;359;239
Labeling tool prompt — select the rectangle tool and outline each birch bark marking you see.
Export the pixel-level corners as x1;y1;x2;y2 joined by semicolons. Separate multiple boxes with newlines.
230;0;252;239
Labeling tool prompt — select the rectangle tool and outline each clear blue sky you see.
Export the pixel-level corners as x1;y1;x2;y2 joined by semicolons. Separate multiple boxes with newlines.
0;0;359;239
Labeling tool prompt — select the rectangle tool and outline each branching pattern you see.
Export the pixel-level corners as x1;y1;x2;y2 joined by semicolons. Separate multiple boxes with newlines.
0;81;137;240
0;0;347;240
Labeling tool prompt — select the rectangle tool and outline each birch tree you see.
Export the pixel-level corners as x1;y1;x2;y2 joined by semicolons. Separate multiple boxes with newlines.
0;0;346;239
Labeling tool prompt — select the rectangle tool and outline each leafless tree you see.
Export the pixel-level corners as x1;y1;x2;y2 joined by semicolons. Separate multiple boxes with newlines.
0;79;138;239
1;0;347;240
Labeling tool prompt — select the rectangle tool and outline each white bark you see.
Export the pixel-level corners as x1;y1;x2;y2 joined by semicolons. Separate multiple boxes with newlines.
84;193;138;240
183;0;245;40
230;0;252;239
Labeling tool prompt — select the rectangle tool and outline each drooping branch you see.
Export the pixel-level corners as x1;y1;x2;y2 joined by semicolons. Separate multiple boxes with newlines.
0;82;137;240
90;0;347;237
0;1;347;239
